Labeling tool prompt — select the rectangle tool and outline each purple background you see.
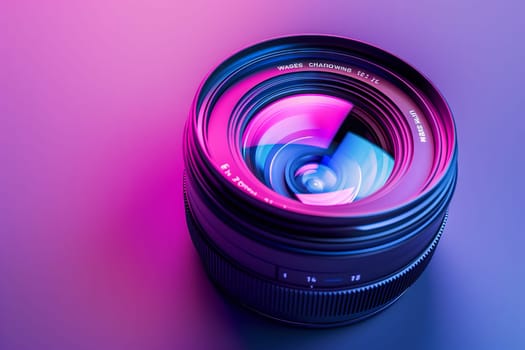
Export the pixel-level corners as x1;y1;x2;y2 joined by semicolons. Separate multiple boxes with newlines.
2;1;524;349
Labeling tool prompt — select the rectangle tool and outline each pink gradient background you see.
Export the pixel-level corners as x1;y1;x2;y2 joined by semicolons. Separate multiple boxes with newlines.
1;1;524;349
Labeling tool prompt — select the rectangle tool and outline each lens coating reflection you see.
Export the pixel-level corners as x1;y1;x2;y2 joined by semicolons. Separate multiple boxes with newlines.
242;94;394;206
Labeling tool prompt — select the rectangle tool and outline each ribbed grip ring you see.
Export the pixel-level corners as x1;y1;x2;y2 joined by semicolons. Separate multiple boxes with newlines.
184;188;446;327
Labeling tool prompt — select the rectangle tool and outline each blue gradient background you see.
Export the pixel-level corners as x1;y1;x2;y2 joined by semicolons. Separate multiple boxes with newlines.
1;1;524;349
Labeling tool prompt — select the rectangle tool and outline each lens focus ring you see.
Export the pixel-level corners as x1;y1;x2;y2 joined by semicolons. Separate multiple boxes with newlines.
185;174;447;326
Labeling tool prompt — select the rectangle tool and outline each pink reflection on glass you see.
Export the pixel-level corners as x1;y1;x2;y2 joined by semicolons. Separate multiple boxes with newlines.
240;93;394;206
296;187;359;206
242;94;353;150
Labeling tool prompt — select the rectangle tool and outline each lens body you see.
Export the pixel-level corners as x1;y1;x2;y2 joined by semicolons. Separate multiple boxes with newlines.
183;35;457;327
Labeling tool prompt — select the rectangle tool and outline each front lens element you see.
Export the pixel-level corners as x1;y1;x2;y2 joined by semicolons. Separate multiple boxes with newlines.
242;94;394;205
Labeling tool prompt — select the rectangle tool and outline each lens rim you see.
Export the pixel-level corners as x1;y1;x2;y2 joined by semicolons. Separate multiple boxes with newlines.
187;35;456;219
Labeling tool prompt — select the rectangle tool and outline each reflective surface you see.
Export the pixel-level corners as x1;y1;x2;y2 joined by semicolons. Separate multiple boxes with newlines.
1;0;524;349
242;94;394;205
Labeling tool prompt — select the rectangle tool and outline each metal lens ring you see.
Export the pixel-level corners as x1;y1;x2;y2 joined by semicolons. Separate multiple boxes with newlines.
184;35;458;327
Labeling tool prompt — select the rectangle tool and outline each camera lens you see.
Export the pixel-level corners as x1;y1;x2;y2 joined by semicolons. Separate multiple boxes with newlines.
183;35;457;327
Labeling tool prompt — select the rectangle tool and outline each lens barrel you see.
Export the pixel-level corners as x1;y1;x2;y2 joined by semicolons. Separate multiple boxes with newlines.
183;35;457;327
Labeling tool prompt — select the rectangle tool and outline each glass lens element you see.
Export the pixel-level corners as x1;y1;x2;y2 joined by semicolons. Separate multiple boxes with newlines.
242;94;394;205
